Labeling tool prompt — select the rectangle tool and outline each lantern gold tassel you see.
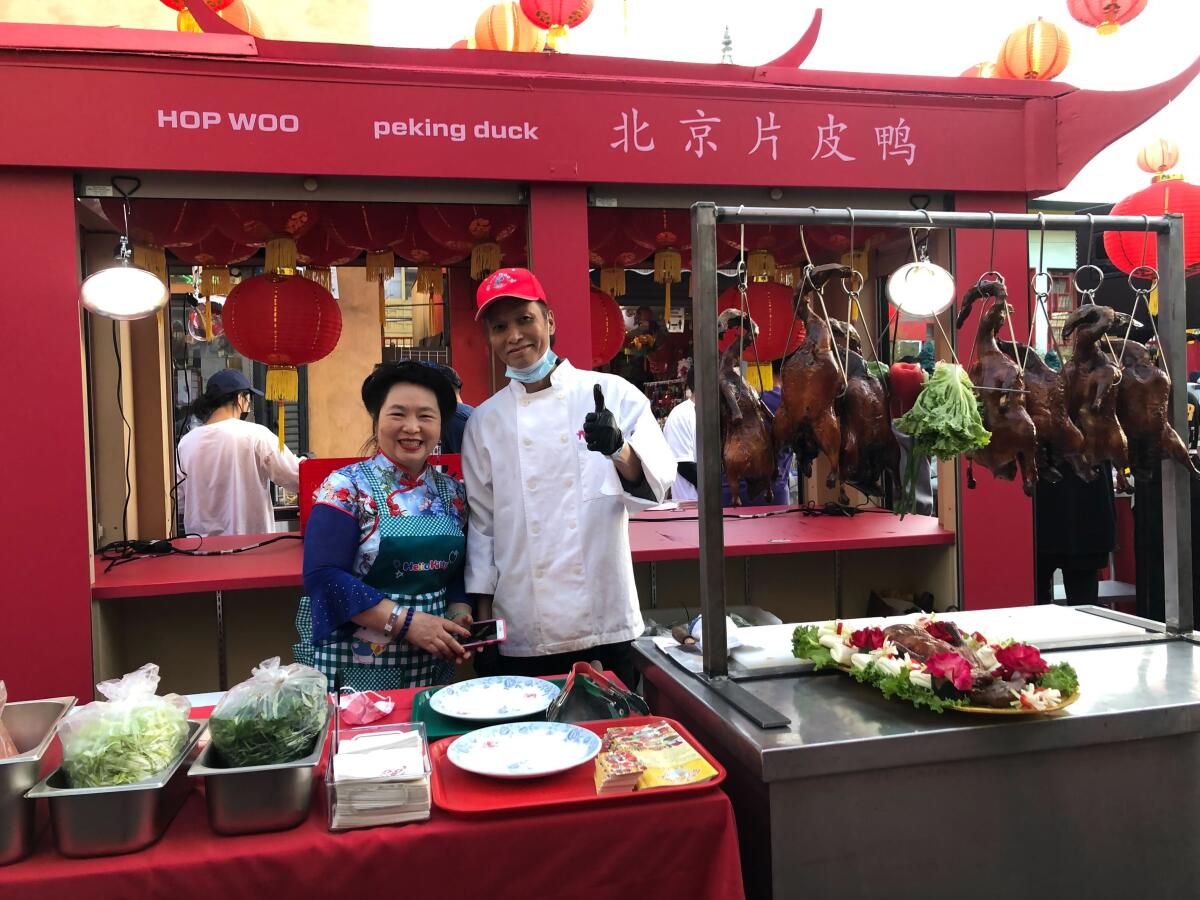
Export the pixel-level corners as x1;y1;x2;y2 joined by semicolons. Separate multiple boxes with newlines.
600;267;626;297
265;237;299;274
133;244;168;285
416;266;443;295
265;366;298;451
304;267;332;291
547;23;569;50
471;242;502;280
206;267;232;297
204;297;214;341
366;250;395;284
653;248;682;323
776;265;802;288
747;250;776;282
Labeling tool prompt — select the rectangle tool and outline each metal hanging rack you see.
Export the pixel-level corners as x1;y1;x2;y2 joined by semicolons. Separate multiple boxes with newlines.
690;203;1192;717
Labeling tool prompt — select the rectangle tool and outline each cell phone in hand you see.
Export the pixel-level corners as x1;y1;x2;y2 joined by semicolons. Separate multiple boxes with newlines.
459;618;506;650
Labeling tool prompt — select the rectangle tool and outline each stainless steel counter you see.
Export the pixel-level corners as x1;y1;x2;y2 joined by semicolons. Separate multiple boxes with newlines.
634;607;1200;899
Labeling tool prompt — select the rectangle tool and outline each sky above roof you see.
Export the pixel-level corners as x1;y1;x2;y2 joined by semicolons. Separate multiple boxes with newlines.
372;0;1200;203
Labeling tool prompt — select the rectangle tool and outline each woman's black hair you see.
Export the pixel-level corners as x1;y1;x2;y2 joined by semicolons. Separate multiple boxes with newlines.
361;361;457;428
191;388;249;423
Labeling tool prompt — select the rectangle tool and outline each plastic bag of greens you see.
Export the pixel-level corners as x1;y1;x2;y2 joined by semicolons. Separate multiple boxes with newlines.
59;664;191;787
0;681;19;759
209;657;328;768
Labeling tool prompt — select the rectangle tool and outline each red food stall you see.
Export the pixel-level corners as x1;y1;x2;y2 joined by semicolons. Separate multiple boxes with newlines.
0;9;1195;707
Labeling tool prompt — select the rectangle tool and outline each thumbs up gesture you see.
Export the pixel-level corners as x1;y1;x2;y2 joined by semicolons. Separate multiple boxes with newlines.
583;384;625;457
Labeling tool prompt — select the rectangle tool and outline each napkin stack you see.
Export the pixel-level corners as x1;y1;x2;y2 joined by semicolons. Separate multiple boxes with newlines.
329;729;430;829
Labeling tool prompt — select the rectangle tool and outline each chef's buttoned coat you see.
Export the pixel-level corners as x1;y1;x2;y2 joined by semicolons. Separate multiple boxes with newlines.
462;360;676;656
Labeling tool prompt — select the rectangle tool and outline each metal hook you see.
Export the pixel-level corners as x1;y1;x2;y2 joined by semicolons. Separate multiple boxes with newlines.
1138;214;1152;269
846;206;856;260
1085;213;1096;267
988;211;997;274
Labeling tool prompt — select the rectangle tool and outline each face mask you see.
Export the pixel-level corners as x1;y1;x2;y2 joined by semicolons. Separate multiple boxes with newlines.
506;348;558;384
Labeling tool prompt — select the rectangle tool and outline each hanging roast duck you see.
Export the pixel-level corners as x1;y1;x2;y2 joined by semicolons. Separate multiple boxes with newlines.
717;309;778;505
773;263;849;492
1101;336;1200;480
1062;305;1133;491
955;282;1039;495
834;331;899;501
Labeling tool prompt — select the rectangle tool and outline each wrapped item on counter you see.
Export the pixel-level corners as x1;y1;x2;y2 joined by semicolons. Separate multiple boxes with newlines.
209;657;328;768
0;680;19;759
58;663;191;787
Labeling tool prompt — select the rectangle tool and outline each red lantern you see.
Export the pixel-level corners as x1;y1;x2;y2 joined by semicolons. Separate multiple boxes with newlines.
172;231;256;335
418;204;526;280
995;18;1071;81
475;3;547;52
297;222;362;291
97;197;210;285
160;0;234;11
519;0;593;50
390;221;467;296
1103;178;1200;274
210;201;319;273
588;208;652;298
591;287;625;367
1067;0;1147;35
323;203;415;282
718;224;808;283
224;273;342;443
716;282;806;362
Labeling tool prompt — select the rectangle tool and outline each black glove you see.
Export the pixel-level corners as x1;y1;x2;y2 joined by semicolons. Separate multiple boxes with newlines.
583;384;624;457
676;461;698;486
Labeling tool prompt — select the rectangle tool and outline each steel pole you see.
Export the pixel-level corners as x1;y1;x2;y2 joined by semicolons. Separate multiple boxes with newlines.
714;207;1171;234
691;202;728;676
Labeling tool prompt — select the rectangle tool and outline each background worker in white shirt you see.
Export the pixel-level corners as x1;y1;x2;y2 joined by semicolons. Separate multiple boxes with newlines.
662;366;698;501
462;268;676;687
176;368;300;536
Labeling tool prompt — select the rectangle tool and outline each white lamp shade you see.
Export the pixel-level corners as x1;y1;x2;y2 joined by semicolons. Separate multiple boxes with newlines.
886;261;956;318
79;264;169;321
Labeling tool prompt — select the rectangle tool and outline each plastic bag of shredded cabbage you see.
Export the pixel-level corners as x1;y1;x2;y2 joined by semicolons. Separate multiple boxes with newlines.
209;657;328;768
58;664;190;787
0;681;19;759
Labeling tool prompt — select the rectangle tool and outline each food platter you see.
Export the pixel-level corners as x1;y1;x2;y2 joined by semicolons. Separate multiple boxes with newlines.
428;676;560;722
446;721;601;779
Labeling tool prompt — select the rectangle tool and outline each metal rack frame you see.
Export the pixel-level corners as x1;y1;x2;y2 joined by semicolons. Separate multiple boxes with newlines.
691;203;1192;682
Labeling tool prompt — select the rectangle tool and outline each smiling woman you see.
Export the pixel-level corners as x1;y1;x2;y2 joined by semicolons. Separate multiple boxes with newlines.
293;361;475;691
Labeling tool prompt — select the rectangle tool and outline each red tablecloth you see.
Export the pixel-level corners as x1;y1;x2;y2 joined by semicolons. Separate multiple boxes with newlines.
0;688;745;900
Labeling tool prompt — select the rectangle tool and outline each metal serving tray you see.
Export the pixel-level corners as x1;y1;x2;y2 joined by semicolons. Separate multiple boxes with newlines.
26;719;205;858
188;701;332;836
0;696;75;865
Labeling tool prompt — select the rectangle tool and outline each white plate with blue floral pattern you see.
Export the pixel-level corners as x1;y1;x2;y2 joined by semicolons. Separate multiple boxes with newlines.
446;721;602;779
429;676;561;721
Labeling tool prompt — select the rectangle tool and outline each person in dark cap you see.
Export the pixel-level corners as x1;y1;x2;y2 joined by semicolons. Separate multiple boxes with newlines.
176;368;300;536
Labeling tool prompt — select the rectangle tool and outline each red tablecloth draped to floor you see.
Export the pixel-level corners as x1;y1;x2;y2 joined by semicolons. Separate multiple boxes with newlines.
0;687;745;900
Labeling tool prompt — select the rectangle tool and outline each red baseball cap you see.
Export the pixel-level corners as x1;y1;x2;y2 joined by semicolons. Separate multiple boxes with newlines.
475;267;547;320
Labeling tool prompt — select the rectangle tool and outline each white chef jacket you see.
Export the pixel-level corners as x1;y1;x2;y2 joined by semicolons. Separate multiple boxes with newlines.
176;418;300;536
661;398;698;501
462;360;676;657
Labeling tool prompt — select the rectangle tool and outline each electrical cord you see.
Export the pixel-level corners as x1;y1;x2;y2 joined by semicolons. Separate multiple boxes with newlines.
112;321;133;544
98;533;302;573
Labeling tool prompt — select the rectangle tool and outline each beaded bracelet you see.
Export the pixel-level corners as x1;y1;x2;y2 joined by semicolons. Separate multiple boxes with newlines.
397;605;416;642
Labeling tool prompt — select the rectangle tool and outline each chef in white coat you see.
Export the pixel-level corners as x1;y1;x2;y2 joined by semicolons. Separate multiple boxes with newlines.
462;268;676;687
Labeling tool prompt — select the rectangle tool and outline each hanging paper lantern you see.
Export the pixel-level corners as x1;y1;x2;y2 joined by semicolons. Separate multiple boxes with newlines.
588;208;652;298
475;2;548;52
996;18;1071;81
591;287;625;367
172;229;257;340
718;225;806;283
1137;138;1180;179
518;0;593;50
296;221;361;291
224;273;342;445
323;203;414;283
98;198;210;286
1103;177;1200;275
210;201;318;273
625;209;690;322
961;61;998;78
177;0;266;37
391;221;467;296
418;204;525;280
716;282;806;362
160;0;234;11
1066;0;1147;35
